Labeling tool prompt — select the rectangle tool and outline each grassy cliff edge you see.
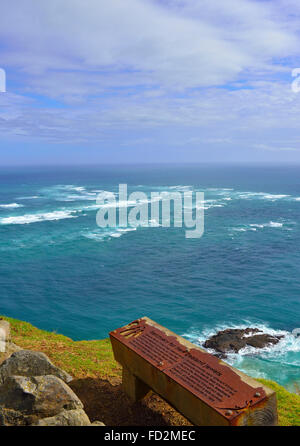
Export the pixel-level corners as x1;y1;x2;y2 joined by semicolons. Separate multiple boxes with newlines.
1;316;299;426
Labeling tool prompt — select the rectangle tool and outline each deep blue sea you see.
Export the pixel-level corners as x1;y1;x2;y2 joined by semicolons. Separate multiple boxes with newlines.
0;164;299;392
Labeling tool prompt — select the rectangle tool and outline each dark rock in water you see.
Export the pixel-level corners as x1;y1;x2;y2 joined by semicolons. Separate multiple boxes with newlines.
203;328;283;358
0;350;72;384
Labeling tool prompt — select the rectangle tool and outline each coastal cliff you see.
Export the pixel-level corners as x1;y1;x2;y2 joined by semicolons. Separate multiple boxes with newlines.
0;316;299;426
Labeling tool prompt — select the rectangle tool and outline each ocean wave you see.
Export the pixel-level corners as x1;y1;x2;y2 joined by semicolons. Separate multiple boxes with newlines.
231;227;256;232
183;198;226;211
82;218;161;242
78;199;140;210
250;221;283;228
94;190;115;197
17;196;41;200
0;210;78;225
60;185;86;192
100;199;138;208
263;194;290;200
59;194;97;202
0;203;24;209
93;194;166;209
233;191;291;201
231;221;288;233
204;189;294;202
196;203;224;210
83;227;137;242
40;184;98;202
205;188;234;192
168;185;193;191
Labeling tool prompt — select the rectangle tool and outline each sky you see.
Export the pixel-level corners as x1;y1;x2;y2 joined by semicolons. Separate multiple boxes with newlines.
1;0;300;165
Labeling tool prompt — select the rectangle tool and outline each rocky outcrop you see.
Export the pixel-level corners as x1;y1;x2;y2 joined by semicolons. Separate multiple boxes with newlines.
0;321;105;426
204;328;283;358
34;409;91;426
0;350;72;384
0;375;83;425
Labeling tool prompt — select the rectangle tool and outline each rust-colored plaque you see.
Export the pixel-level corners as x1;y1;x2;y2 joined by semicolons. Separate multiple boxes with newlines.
110;318;267;421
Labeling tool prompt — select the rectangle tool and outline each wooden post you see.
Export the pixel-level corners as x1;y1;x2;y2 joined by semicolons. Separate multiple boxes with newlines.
122;366;151;402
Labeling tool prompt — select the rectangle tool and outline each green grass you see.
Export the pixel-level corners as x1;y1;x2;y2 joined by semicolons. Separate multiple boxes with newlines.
1;316;299;426
0;315;121;380
257;378;300;426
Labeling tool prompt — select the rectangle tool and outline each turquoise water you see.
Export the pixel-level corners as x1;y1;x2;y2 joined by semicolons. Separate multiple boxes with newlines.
0;165;299;391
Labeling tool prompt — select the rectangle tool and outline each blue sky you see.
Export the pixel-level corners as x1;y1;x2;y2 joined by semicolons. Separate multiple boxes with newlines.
1;0;300;165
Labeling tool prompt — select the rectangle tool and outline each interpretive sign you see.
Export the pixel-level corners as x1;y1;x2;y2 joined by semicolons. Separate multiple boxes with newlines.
110;317;278;426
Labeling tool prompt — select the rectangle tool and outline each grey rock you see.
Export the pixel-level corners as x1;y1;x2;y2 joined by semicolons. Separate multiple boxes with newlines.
0;375;83;425
0;407;32;426
0;350;72;384
34;409;91;426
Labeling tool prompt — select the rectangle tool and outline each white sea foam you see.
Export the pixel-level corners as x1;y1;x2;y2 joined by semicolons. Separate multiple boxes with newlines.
263;194;289;200
59;194;97;202
61;185;86;192
182;197;226;211
210;189;287;201
232;227;256;232
206;188;234;192
168;185;193;191
268;221;283;228
232;221;286;233
94;190;116;198
83;226;137;242
204;187;300;204
41;184;99;202
250;221;283;228
118;227;138;233
0;210;78;225
17;196;40;200
0;203;24;209
101;199;138;208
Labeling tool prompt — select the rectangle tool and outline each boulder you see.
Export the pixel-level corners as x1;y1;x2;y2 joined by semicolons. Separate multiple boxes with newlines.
0;350;72;384
34;409;91;426
0;375;82;426
91;421;106;426
203;328;283;358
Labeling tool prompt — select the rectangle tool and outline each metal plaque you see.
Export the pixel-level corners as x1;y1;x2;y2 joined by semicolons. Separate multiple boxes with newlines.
110;318;267;420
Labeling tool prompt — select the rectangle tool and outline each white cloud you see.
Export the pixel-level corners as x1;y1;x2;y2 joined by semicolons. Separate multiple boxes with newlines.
0;0;300;160
0;0;298;90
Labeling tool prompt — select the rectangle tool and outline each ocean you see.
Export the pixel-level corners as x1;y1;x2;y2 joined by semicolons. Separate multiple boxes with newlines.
0;164;299;392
